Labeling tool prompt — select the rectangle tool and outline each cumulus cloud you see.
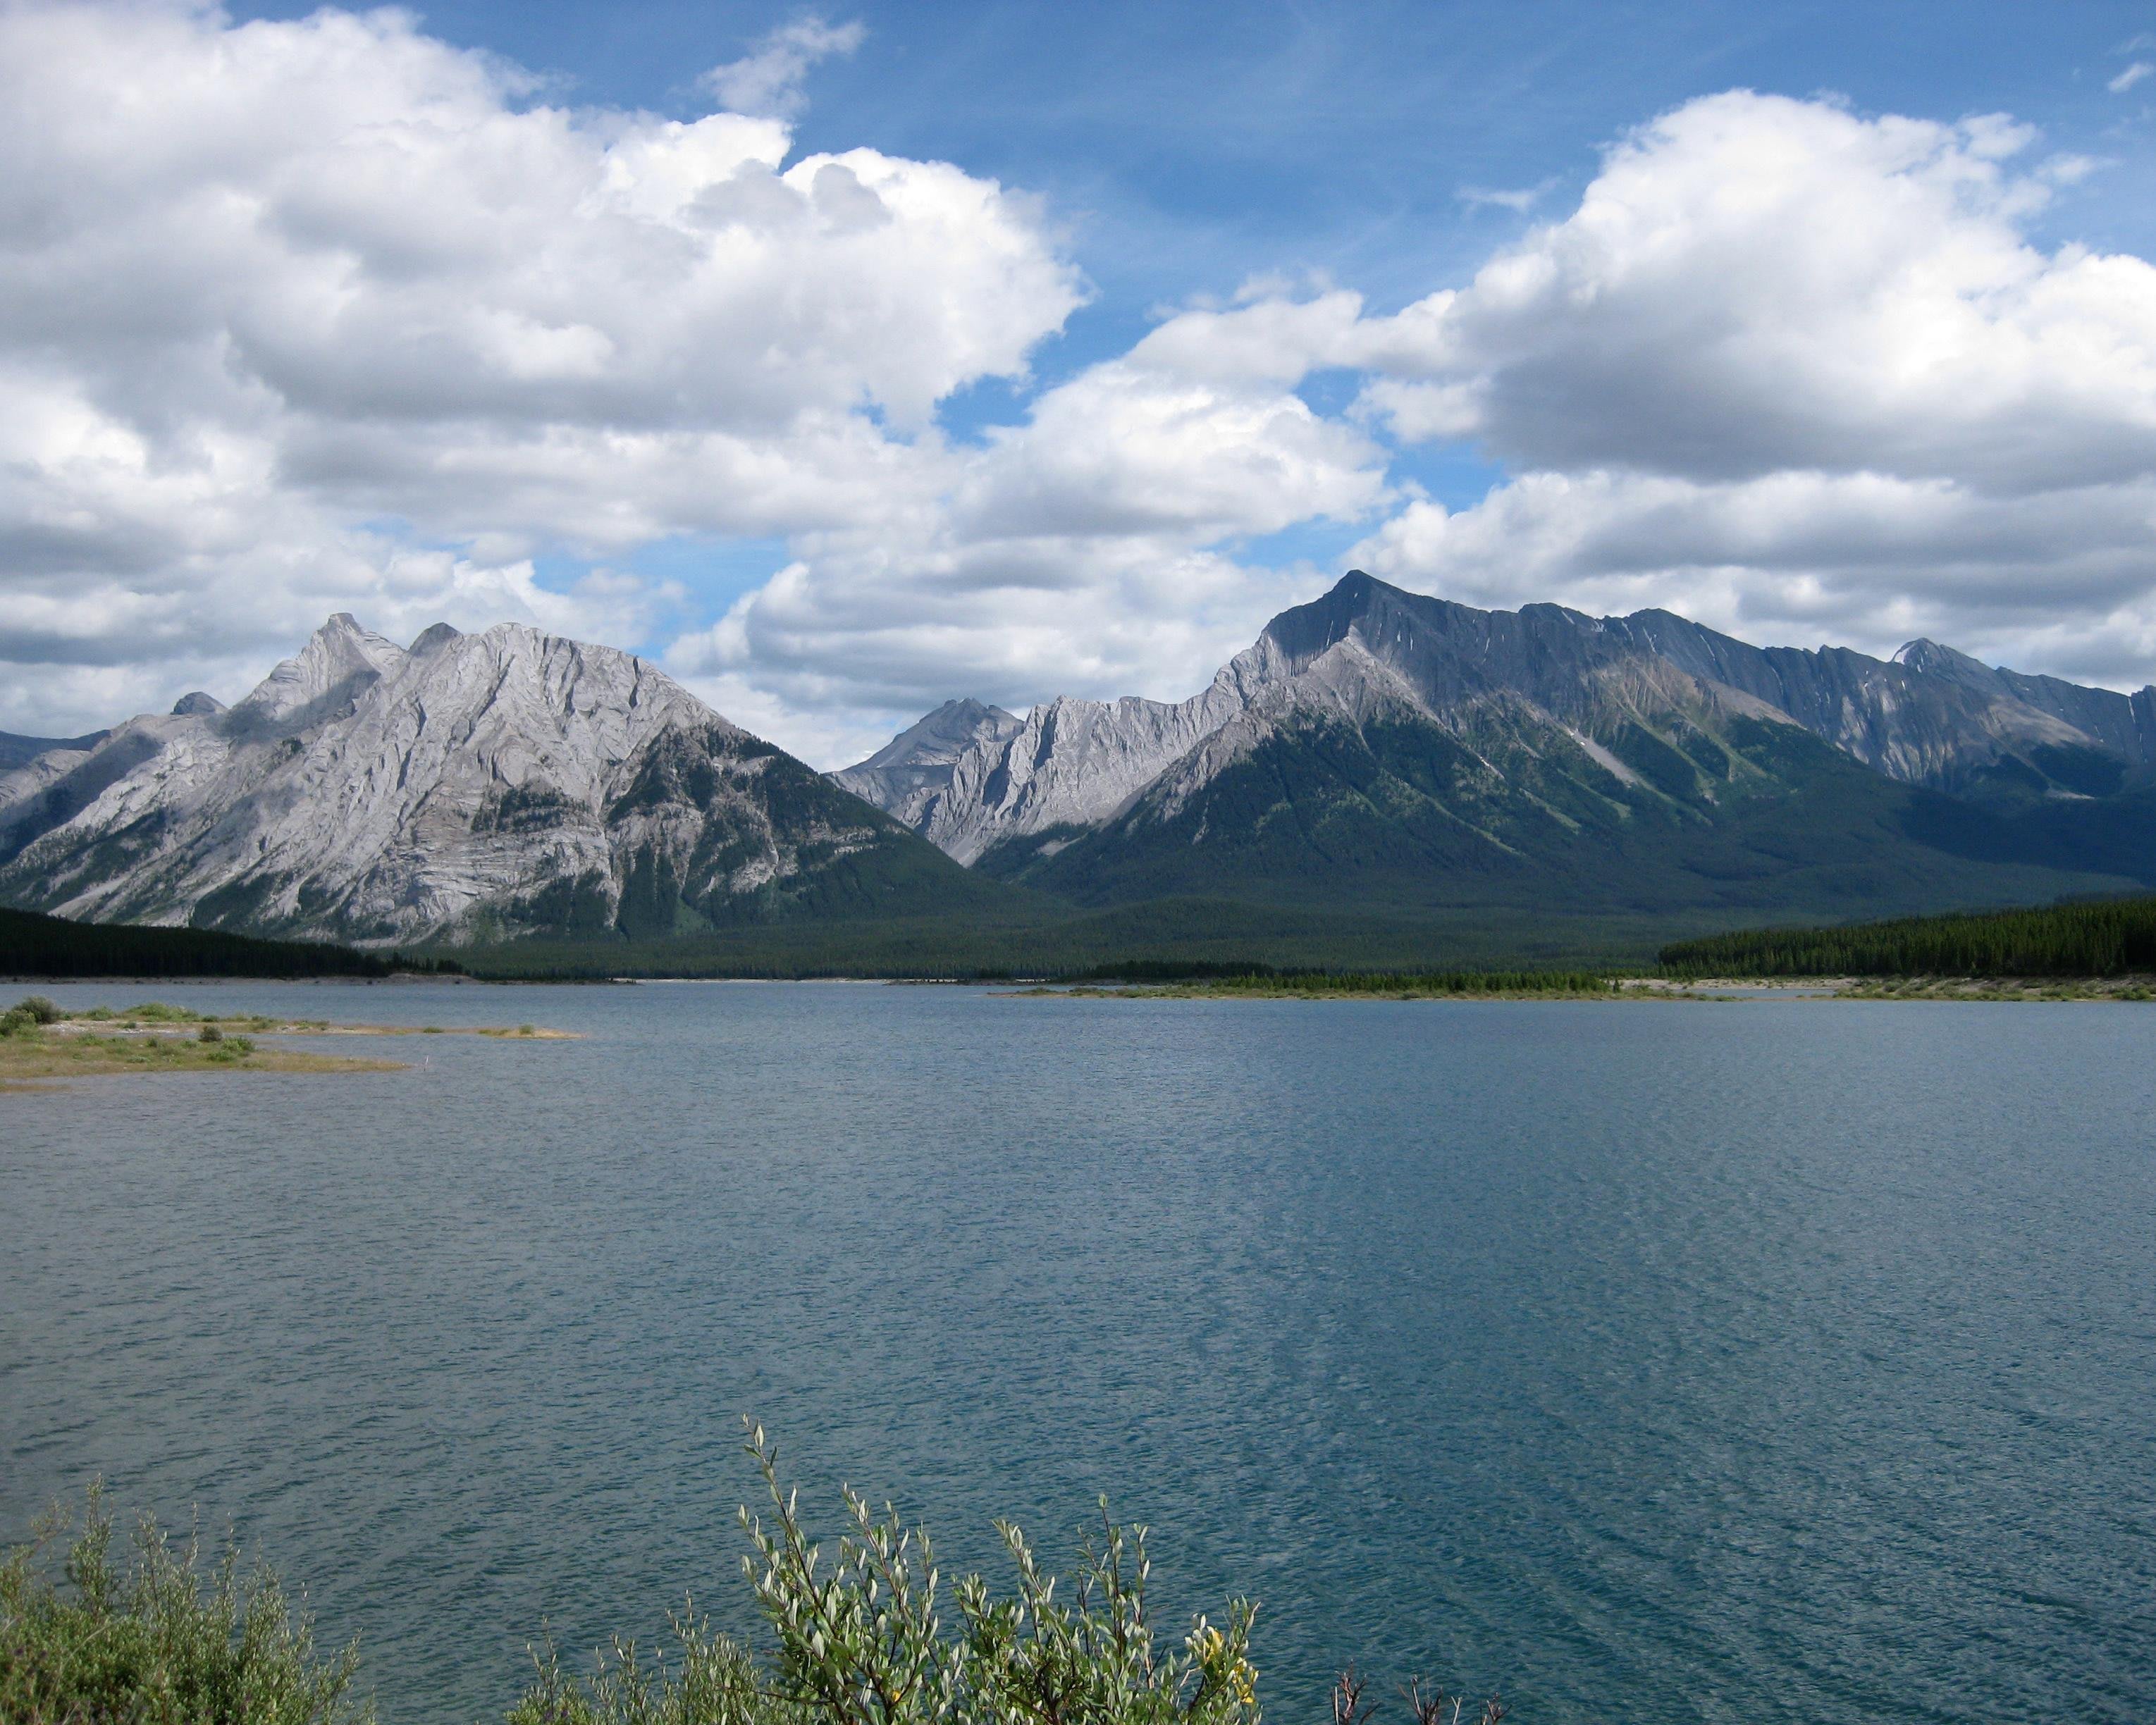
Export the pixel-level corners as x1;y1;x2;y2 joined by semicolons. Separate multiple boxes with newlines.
8;9;2156;763
665;348;1389;763
0;0;1077;734
1350;474;2156;687
1346;94;2156;493
1176;91;2156;696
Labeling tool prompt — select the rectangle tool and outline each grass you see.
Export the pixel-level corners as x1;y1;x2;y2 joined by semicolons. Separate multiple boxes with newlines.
1828;975;2156;1001
996;970;2156;1005
56;1002;575;1037
0;1026;401;1088
4;1431;1510;1725
0;996;578;1089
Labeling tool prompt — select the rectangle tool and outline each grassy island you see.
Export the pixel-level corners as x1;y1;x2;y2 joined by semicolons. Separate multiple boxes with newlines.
0;996;575;1089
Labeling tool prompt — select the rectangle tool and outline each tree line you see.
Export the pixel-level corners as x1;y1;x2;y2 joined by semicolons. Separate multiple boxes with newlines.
0;906;461;979
1660;896;2156;977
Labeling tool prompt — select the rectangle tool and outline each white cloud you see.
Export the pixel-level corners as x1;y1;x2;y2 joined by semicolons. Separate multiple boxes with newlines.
1345;93;2156;493
1350;472;2156;685
2109;61;2152;94
0;0;1080;736
1322;92;2156;694
665;348;1390;759
8;14;2156;765
706;17;866;119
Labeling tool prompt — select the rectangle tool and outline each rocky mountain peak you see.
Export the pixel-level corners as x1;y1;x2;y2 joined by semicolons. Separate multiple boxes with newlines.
830;697;1027;839
1893;638;1992;684
0;612;984;944
844;569;2156;871
234;613;412;727
170;692;225;717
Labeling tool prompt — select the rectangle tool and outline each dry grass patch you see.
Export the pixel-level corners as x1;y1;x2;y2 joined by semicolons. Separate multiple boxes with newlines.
0;1030;402;1087
0;994;575;1090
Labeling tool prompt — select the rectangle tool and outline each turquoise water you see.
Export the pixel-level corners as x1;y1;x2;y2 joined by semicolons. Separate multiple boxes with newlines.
2;981;2152;1724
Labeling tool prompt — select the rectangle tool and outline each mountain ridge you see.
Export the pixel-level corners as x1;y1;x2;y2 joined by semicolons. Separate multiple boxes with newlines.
842;571;2156;917
847;571;2156;858
0;616;991;944
7;574;2152;953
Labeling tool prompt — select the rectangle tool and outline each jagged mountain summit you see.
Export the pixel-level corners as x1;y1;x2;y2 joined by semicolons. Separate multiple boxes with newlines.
837;680;1264;865
840;572;2156;915
0;616;987;944
830;698;1023;842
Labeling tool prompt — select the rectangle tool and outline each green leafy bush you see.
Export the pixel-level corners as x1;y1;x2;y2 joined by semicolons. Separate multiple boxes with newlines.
515;1426;1262;1725
7;1438;1505;1724
17;996;62;1024
0;1007;36;1039
0;1485;369;1724
508;1619;773;1725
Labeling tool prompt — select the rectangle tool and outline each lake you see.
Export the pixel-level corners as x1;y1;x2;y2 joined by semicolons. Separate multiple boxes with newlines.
3;981;2152;1724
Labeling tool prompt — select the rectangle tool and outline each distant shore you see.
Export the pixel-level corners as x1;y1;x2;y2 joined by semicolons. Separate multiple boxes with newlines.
997;974;2156;1003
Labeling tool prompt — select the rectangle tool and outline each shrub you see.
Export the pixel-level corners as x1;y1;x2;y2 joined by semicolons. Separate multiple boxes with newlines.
0;1007;36;1039
198;1024;224;1044
9;1439;1505;1725
507;1619;771;1725
515;1425;1264;1725
0;1484;369;1725
17;996;61;1025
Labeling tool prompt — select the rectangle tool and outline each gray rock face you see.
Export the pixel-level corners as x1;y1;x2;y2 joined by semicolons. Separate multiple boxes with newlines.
844;570;2156;862
0;616;947;944
918;677;1262;864
832;698;1023;837
1603;611;2148;791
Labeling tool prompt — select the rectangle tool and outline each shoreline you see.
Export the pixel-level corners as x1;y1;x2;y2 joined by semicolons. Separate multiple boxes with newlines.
994;974;2156;1003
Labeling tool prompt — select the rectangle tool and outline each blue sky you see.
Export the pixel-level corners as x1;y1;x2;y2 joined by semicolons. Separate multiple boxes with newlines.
230;0;2156;330
6;1;2156;758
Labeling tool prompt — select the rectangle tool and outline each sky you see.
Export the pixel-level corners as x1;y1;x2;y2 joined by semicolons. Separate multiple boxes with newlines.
4;0;2156;765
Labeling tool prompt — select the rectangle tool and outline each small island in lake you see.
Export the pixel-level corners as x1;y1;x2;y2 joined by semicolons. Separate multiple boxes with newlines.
0;996;574;1090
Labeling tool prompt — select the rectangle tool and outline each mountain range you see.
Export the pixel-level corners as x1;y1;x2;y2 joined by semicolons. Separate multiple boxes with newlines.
2;571;2151;956
834;571;2156;918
